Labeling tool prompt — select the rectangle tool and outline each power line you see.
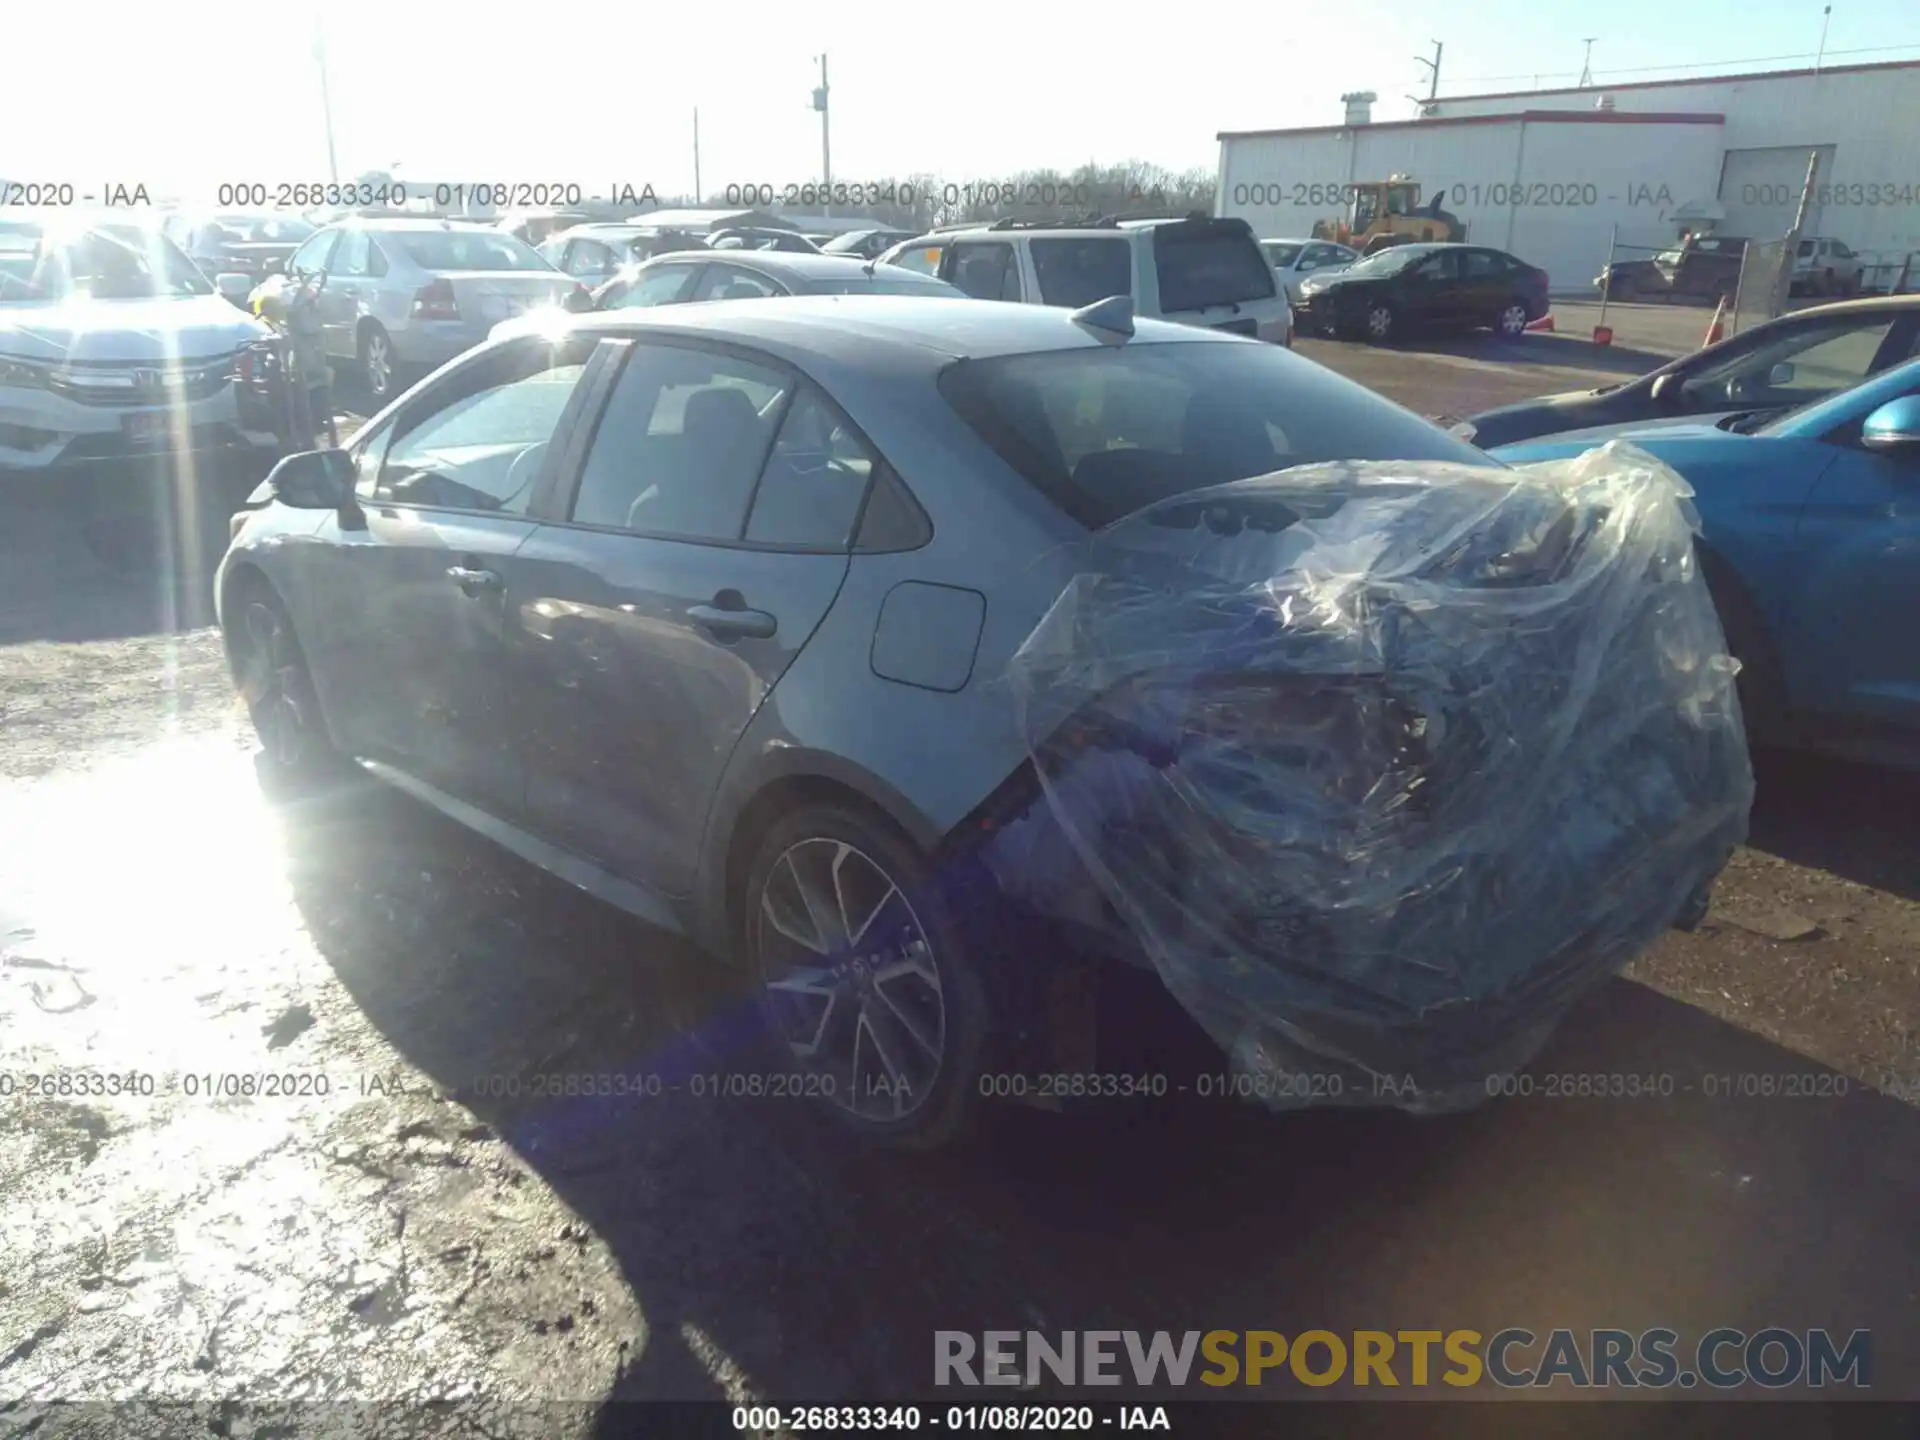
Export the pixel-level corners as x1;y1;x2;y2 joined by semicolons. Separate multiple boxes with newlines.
1445;40;1920;85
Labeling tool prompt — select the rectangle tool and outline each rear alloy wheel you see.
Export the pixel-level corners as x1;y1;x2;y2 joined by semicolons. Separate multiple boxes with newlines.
744;805;988;1150
234;589;335;781
1495;301;1530;339
360;326;396;403
1364;302;1397;341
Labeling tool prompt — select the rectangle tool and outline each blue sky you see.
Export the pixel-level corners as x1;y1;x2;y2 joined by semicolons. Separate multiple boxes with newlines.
3;0;1914;206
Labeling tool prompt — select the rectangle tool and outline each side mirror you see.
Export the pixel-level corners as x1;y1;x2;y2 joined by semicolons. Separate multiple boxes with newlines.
1768;362;1797;387
563;287;596;314
215;273;256;307
268;448;357;511
1650;373;1683;407
1860;396;1920;455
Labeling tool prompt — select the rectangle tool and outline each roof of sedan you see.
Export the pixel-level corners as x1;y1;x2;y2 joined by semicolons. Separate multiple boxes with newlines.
531;294;1233;364
641;250;947;282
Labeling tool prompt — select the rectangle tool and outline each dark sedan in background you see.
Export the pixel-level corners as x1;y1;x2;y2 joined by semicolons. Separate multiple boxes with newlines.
820;228;919;260
164;213;318;286
1294;242;1549;342
581;251;965;312
1463;295;1920;448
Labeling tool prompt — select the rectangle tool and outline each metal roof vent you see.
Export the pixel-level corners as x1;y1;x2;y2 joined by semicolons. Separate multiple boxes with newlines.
1341;90;1377;126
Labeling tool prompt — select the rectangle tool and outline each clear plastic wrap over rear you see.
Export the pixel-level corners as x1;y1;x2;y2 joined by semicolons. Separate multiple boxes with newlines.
1004;441;1754;1112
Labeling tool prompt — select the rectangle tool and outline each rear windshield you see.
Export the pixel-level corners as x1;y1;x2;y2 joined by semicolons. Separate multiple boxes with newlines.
1031;237;1134;308
1152;223;1277;312
939;338;1496;529
392;230;554;272
211;215;316;244
1263;242;1303;267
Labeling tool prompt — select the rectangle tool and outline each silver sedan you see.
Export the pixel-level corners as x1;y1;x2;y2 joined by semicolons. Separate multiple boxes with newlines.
1264;237;1358;304
281;219;580;404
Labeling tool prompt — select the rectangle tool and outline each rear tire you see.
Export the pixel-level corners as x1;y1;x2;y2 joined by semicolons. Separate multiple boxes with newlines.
738;802;992;1151
359;324;399;405
1494;300;1530;339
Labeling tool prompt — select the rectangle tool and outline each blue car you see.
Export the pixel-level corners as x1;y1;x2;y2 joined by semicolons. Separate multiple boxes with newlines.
1496;357;1920;769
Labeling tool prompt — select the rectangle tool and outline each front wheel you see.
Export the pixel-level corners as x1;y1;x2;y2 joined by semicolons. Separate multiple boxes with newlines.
741;803;991;1150
230;584;338;787
1494;300;1530;339
1363;301;1398;342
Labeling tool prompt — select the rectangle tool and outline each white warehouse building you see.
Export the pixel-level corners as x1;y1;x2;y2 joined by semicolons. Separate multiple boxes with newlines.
1217;59;1920;295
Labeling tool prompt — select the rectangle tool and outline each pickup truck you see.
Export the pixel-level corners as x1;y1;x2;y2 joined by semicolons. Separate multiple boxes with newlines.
1595;235;1747;304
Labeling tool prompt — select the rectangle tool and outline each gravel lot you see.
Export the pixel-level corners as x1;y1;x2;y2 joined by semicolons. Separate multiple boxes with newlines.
2;324;1915;1421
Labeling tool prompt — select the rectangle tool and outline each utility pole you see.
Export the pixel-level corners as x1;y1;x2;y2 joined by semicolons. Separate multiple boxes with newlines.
811;54;832;217
1413;41;1442;103
693;108;702;203
314;22;340;184
1815;5;1833;71
1578;38;1597;87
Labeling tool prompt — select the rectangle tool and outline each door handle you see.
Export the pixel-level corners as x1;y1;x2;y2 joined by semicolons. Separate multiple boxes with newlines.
688;603;777;640
447;565;503;594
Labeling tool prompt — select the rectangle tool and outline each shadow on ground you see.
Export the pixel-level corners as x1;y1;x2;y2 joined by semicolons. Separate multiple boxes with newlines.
1747;751;1920;903
0;460;268;646
276;771;1920;1411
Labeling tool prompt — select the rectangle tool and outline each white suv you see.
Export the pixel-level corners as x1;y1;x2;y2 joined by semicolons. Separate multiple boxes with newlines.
917;215;1293;346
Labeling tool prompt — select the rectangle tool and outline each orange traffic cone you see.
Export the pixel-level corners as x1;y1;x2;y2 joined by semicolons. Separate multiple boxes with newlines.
1701;294;1729;348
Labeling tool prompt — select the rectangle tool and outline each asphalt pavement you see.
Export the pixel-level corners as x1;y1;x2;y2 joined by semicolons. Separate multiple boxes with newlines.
1;328;1915;1422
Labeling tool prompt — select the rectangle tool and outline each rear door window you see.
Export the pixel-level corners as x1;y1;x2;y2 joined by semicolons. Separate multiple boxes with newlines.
888;243;946;276
693;265;785;301
1152;222;1278;312
1030;237;1133;308
947;243;1021;300
332;230;371;277
607;263;702;309
744;387;877;549
567;345;793;540
289;231;338;274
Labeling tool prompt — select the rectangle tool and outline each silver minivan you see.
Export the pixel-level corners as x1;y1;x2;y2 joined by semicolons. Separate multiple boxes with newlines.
281;219;578;402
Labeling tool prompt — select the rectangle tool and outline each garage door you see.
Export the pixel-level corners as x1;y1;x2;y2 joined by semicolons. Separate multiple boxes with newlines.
1718;146;1835;240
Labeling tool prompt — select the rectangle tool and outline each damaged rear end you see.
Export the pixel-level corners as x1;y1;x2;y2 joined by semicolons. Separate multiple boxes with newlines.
986;442;1754;1111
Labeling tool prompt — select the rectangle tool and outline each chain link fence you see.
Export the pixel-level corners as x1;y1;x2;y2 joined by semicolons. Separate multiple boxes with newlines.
1729;238;1793;339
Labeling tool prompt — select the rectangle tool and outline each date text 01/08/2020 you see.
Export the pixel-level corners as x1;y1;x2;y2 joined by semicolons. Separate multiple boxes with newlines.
213;182;660;211
1226;180;1682;209
729;1405;1170;1432
722;181;1174;211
